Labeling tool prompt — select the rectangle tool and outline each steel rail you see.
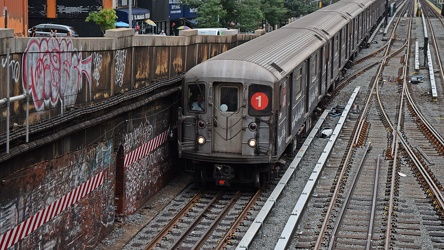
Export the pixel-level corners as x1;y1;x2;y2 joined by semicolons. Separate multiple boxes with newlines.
169;192;223;250
216;190;262;249
327;143;372;250
365;155;381;250
192;192;242;249
315;2;411;249
144;192;203;250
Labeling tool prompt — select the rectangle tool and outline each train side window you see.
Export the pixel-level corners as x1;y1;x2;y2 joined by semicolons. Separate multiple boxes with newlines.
311;53;317;83
187;83;206;112
335;35;339;57
220;87;238;112
293;67;302;99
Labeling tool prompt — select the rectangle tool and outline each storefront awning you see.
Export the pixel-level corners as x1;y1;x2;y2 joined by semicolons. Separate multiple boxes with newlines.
115;7;150;21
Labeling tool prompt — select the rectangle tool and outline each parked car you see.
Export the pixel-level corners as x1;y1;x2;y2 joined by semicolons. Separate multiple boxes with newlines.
28;24;79;37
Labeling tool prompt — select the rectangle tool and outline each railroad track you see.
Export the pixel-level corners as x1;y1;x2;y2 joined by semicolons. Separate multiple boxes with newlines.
121;186;261;249
109;2;444;249
294;2;444;249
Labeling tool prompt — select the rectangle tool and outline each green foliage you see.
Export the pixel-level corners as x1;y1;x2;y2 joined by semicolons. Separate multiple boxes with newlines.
285;0;317;19
180;0;318;31
85;8;118;34
237;0;263;32
195;0;227;28
261;0;288;27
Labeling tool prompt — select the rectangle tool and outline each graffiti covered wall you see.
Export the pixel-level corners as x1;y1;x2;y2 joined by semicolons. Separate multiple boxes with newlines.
22;38;93;111
0;28;258;248
0;141;115;249
120;100;176;215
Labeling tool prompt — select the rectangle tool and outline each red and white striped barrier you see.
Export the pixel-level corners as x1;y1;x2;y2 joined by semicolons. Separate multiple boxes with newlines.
0;171;105;250
124;129;169;168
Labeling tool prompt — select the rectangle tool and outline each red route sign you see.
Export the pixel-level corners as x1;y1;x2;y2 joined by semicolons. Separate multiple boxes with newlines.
251;92;269;110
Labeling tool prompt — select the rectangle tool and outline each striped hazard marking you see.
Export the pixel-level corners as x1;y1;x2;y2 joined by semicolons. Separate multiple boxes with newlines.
124;128;169;168
0;171;105;250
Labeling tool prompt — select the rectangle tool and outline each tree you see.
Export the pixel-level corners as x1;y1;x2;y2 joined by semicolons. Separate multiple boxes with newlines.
236;0;263;32
86;8;118;35
181;0;297;31
181;0;227;28
261;0;288;27
285;0;317;19
196;0;227;28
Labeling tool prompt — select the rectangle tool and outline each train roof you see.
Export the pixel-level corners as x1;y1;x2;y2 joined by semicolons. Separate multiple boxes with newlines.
285;9;349;39
319;0;373;18
186;27;325;83
185;0;376;84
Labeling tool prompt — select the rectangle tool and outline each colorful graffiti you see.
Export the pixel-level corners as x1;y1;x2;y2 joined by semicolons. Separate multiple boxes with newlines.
115;49;127;87
123;122;153;153
0;171;104;250
1;54;21;84
0;141;114;249
124;127;168;167
93;52;102;86
22;38;92;111
123;128;171;214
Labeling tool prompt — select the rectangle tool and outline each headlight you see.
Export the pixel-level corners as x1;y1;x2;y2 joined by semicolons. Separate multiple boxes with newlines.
197;135;206;145
248;139;257;148
248;122;258;131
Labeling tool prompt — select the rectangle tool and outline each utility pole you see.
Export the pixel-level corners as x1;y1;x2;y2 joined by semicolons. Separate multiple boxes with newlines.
3;6;7;28
129;0;132;29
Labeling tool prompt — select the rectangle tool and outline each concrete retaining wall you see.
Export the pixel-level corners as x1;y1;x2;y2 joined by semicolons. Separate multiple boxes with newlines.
0;28;259;249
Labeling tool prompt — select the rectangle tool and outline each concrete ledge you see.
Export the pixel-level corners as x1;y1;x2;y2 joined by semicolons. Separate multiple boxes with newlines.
0;28;15;39
223;30;239;36
105;28;135;38
133;35;191;46
255;29;266;35
179;29;198;36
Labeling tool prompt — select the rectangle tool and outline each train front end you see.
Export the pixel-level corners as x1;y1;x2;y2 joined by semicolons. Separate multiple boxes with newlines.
178;60;277;187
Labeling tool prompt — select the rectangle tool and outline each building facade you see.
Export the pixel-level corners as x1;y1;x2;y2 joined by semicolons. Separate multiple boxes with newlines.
28;0;113;37
1;0;28;37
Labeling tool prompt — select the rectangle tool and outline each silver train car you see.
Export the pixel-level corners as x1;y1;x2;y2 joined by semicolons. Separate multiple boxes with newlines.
178;0;386;187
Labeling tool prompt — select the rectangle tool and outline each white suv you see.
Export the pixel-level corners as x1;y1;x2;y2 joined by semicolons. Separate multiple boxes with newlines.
28;24;79;37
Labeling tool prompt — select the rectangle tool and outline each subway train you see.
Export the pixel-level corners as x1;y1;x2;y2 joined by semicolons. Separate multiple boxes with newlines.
177;0;386;187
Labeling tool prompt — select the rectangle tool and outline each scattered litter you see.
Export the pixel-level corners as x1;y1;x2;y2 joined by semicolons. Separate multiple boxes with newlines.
409;75;424;84
320;128;333;138
330;105;344;117
352;104;360;114
398;172;406;177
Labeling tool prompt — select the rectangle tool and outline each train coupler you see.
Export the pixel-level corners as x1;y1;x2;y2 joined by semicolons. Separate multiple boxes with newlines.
213;164;234;186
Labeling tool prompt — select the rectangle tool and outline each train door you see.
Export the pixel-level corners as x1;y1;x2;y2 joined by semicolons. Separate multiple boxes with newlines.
347;23;351;61
325;42;330;89
213;83;243;153
320;46;325;95
285;78;292;143
338;30;343;70
343;26;346;63
305;59;310;115
357;15;360;47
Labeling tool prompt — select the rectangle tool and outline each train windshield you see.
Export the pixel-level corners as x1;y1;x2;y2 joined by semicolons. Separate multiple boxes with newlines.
187;83;206;112
219;87;238;112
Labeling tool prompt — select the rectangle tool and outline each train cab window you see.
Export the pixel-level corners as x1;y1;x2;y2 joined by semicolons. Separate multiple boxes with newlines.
220;87;238;112
187;83;206;112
